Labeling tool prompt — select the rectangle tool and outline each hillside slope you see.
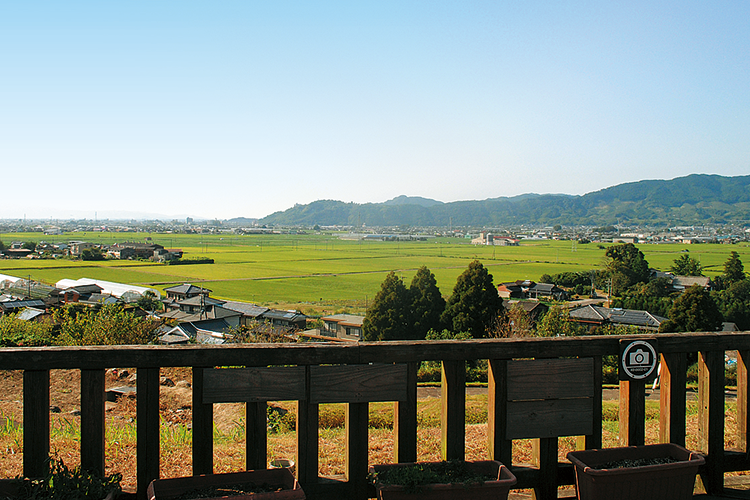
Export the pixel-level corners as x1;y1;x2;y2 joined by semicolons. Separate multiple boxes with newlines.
260;174;750;226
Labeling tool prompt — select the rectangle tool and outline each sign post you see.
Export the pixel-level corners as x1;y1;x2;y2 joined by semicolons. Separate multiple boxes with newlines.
618;339;658;445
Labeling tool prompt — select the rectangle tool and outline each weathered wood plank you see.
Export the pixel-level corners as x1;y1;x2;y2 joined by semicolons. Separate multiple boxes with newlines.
441;360;465;461
738;350;750;453
507;399;593;439
136;367;160;496
246;402;267;470
698;350;724;496
531;438;558;500
346;403;369;500
507;358;594;401
488;359;511;466
659;352;686;446
192;367;213;475
80;369;105;474
619;380;645;446
309;364;407;404
394;362;417;463
23;370;49;478
297;366;319;485
585;355;603;450
203;366;306;403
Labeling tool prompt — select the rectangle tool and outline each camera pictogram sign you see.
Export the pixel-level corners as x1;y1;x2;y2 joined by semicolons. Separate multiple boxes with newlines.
619;339;658;381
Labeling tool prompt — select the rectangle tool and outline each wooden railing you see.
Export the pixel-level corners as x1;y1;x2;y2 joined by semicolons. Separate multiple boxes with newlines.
2;331;750;499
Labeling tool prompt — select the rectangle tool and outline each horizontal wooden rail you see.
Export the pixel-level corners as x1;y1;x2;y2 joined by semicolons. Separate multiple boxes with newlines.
1;331;749;500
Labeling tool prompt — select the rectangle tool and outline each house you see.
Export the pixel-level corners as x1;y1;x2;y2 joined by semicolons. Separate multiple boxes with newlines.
506;301;549;322
158;319;234;345
56;284;104;303
160;296;241;328
56;278;160;301
108;242;165;260
671;276;712;291
221;301;270;327
164;284;212;301
526;283;569;301
68;241;96;257
569;305;666;331
0;299;47;316
497;282;524;299
321;314;365;340
259;309;308;331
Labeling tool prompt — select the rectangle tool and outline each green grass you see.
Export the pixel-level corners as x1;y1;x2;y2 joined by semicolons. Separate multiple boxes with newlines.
2;231;748;310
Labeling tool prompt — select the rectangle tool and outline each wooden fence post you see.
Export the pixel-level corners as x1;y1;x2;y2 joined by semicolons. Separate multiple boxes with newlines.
488;359;511;466
137;367;160;498
441;360;465;461
394;361;418;463
192;367;213;475
698;350;724;496
659;352;686;446
81;369;105;474
23;369;50;479
618;379;645;446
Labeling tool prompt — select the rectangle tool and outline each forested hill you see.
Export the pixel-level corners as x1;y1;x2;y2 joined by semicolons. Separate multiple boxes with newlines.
259;174;750;227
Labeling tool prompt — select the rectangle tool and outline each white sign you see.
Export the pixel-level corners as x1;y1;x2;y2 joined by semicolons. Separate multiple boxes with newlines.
620;339;658;381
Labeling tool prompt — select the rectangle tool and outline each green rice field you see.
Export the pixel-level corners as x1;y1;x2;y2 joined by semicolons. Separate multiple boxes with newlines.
1;231;747;314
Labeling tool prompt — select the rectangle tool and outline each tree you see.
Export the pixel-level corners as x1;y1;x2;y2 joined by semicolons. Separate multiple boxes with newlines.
536;306;586;337
136;290;161;312
441;260;503;338
670;253;703;276
659;285;722;333
363;272;412;340
409;266;445;340
712;279;750;331
53;303;160;345
0;240;5;252
605;243;650;295
724;251;745;285
22;241;37;251
81;248;105;261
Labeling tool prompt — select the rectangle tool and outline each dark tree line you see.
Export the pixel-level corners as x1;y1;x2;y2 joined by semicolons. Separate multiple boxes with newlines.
363;261;503;341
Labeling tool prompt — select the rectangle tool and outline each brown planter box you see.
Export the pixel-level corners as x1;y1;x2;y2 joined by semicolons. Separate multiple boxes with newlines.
566;443;705;500
369;460;516;500
147;469;304;500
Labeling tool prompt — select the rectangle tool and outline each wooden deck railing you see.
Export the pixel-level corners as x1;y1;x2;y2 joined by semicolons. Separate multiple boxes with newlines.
2;331;750;499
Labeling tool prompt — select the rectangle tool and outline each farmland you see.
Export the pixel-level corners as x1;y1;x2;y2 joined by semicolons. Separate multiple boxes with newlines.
1;231;747;315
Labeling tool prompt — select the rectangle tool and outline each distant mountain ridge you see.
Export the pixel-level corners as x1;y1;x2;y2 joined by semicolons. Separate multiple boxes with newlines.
259;174;750;227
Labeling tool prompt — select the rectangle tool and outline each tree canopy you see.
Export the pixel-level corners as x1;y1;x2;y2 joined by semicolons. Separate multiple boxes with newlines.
362;272;412;341
659;285;722;333
441;260;503;338
724;251;745;285
409;266;445;340
670;253;703;276
605;243;650;295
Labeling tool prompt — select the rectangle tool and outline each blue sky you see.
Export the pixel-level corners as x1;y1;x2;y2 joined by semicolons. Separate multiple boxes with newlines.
2;1;748;220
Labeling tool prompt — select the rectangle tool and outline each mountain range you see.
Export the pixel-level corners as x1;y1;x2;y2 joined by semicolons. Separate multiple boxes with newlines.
253;174;750;227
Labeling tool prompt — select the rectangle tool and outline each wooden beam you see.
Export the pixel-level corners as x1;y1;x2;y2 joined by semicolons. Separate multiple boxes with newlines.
246;402;267;470
441;360;465;461
346;403;369;500
698;350;724;496
394;362;417;463
297;366;319;486
507;399;593;439
659;352;686;446
507;358;594;400
488;359;511;466
531;437;558;500
309;364;407;404
618;380;645;446
585;355;603;450
192;367;213;476
738;350;750;453
136;367;160;496
23;369;49;478
80;369;105;474
203;366;305;403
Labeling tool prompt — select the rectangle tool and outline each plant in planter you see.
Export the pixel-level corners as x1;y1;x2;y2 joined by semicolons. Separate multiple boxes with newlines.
0;457;122;500
566;443;705;500
146;469;304;500
368;459;516;500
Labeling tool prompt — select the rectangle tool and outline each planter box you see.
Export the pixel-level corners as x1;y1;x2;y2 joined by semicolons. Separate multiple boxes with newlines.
147;469;304;500
566;443;705;500
369;460;516;500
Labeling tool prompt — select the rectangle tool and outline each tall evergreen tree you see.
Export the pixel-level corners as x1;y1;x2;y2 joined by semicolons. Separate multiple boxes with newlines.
363;272;412;341
659;285;722;333
670;253;703;276
605;243;650;295
724;251;745;285
409;266;445;340
441;260;503;338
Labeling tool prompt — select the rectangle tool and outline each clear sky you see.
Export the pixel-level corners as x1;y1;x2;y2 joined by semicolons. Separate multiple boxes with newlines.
2;1;748;220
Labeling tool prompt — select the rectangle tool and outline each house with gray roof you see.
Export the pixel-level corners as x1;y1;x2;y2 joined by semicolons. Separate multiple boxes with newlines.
569;305;666;331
